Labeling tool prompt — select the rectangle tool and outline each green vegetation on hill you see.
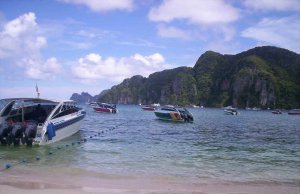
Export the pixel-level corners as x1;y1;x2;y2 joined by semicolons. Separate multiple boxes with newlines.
96;46;300;109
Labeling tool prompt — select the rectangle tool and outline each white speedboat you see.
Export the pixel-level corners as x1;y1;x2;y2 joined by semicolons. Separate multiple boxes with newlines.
0;98;86;146
88;102;98;108
224;108;239;115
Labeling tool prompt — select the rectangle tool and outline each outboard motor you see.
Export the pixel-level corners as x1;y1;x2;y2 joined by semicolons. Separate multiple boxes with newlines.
187;113;194;122
180;109;194;122
22;122;37;146
11;122;26;146
180;112;188;122
0;122;13;145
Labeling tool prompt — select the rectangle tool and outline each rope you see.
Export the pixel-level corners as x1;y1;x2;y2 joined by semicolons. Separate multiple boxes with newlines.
0;120;130;172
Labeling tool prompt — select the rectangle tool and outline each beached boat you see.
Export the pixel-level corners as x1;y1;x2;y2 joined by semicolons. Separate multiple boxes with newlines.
154;107;194;122
288;109;300;115
93;103;117;113
141;105;156;111
0;98;86;146
224;108;239;115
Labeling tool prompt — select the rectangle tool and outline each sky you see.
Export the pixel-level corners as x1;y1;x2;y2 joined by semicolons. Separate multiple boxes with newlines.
0;0;299;99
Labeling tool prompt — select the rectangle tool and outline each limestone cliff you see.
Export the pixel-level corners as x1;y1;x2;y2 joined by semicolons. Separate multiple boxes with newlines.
76;46;300;109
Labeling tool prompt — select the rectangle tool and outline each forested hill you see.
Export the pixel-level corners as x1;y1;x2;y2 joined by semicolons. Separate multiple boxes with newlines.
80;46;300;109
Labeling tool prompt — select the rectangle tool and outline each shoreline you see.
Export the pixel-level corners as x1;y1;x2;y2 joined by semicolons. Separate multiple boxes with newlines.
1;167;299;194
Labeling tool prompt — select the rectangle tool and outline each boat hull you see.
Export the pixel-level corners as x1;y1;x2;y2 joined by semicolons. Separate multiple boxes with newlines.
38;118;83;145
288;112;300;115
272;111;282;114
94;107;114;113
35;113;85;145
142;107;156;111
154;111;183;122
224;110;238;115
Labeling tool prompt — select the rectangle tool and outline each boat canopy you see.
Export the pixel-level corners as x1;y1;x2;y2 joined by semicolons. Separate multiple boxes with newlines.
0;98;77;123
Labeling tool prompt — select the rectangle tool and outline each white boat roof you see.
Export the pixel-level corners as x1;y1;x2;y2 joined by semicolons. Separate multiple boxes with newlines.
0;98;74;103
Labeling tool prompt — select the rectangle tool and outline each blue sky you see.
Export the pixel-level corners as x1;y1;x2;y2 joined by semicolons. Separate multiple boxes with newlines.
0;0;299;99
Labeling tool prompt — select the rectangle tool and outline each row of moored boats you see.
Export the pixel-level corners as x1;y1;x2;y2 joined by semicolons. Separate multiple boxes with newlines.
1;98;298;147
223;106;300;115
88;102;194;122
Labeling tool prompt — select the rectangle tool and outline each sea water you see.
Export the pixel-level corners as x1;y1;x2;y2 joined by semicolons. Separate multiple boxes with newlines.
0;105;299;186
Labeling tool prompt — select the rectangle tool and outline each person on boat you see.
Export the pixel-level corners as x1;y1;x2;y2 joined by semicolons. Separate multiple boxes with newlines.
34;104;47;123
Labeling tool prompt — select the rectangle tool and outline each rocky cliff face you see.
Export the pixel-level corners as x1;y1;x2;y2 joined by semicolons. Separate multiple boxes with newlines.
70;92;94;103
192;46;300;108
81;46;300;109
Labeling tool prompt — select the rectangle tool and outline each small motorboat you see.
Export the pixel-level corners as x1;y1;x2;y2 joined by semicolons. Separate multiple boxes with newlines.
224;108;239;115
154;107;193;122
0;98;86;146
272;109;282;114
142;105;156;111
93;103;117;113
288;109;300;115
152;103;160;107
88;102;98;108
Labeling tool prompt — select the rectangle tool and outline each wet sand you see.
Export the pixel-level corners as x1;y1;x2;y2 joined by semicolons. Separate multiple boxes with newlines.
0;166;299;194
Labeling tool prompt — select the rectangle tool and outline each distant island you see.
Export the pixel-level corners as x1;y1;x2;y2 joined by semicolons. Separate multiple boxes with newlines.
70;46;300;109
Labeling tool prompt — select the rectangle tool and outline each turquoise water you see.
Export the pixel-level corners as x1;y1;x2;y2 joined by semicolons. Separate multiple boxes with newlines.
1;105;300;185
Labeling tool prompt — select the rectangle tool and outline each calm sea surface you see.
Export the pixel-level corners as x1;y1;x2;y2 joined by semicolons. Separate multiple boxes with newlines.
1;105;300;185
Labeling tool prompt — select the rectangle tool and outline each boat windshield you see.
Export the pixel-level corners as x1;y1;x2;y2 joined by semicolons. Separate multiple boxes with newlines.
161;107;176;111
177;107;190;114
98;103;116;109
0;99;15;111
0;99;59;123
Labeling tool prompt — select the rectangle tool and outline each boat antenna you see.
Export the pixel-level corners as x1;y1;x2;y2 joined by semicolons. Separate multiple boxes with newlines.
35;83;40;98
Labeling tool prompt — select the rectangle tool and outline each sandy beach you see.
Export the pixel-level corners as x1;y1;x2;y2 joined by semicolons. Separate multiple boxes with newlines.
0;166;299;194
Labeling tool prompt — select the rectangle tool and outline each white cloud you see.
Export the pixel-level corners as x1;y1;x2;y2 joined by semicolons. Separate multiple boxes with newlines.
24;57;61;80
157;24;190;40
0;12;62;80
244;0;300;11
206;40;243;55
116;39;164;48
71;53;170;82
0;12;44;58
241;15;300;53
148;0;239;24
77;30;96;38
148;0;238;41
62;40;92;49
76;28;112;39
62;0;134;12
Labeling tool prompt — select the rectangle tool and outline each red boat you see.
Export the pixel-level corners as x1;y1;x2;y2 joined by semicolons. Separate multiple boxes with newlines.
93;103;117;113
288;109;300;115
142;105;156;111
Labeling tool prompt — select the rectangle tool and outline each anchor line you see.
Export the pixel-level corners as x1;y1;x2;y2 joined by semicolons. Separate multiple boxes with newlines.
0;121;130;172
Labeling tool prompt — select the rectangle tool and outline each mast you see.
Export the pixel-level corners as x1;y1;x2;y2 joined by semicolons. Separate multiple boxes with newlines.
22;101;24;122
36;84;40;98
